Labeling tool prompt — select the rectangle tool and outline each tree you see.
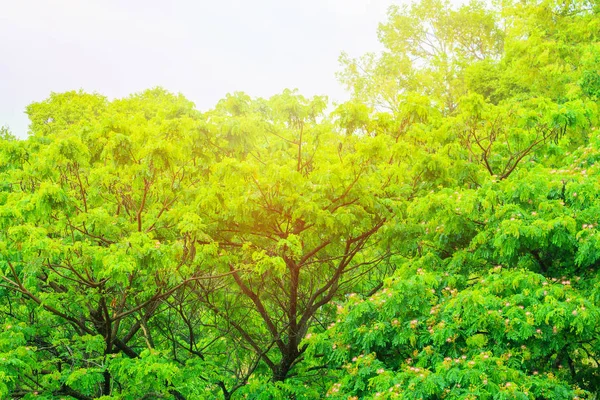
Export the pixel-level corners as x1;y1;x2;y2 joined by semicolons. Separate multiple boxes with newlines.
298;0;600;398
175;90;411;396
338;0;503;114
0;89;213;398
304;110;600;400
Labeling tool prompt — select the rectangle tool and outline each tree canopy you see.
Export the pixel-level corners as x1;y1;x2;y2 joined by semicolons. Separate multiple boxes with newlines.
2;0;600;398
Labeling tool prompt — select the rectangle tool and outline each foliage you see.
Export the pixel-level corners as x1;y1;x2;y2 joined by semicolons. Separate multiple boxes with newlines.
307;266;598;399
2;0;600;398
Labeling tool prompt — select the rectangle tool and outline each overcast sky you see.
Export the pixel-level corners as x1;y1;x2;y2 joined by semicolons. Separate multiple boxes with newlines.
0;0;402;138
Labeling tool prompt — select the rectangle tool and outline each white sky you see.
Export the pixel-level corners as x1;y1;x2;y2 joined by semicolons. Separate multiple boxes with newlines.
0;0;401;138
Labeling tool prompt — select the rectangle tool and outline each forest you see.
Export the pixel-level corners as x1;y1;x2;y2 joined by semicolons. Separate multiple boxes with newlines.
1;0;600;398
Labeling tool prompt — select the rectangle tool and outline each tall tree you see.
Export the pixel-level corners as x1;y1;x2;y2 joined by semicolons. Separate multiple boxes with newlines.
180;90;409;396
0;89;214;398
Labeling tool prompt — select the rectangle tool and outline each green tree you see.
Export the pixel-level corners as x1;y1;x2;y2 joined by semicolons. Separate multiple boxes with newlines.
165;90;415;397
0;89;212;398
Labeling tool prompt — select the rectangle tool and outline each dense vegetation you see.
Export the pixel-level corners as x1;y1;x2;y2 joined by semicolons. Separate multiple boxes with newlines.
2;0;600;398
